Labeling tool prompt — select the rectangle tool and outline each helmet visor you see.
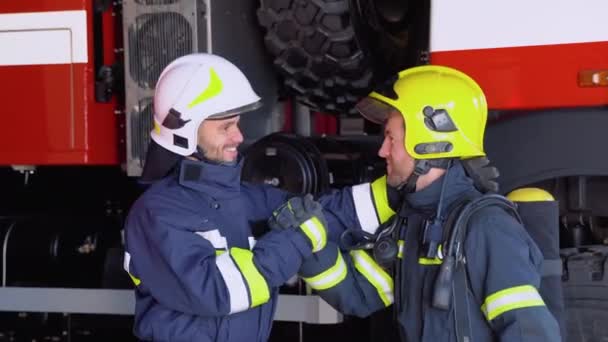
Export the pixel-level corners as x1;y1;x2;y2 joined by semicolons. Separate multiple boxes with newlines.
207;100;263;120
355;97;397;124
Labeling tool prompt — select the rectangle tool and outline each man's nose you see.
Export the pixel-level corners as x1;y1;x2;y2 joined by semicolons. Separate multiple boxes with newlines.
378;138;390;158
233;127;244;144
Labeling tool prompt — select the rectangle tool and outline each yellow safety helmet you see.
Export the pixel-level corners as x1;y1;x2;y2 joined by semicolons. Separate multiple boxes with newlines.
356;65;487;160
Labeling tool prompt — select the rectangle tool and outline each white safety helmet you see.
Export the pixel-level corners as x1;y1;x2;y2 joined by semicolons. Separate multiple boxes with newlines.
140;53;261;183
151;53;262;156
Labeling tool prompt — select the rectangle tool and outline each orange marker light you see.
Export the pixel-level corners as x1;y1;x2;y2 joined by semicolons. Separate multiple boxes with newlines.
579;69;608;87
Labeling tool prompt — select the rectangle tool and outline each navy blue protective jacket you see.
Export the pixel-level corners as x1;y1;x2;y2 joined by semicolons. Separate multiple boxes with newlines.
123;158;376;342
300;162;561;341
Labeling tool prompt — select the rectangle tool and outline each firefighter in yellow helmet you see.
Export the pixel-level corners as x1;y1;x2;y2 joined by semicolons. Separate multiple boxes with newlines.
296;65;561;341
356;65;487;192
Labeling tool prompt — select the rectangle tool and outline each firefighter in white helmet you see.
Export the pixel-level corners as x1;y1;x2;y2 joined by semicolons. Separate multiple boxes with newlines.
139;53;262;180
123;53;394;341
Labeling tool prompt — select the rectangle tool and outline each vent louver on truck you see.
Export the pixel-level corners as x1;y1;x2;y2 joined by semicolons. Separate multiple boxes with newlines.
129;98;154;169
128;12;193;88
122;0;202;176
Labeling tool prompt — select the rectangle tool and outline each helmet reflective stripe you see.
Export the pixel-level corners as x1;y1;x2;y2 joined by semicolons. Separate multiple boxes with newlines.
187;67;223;109
152;53;261;156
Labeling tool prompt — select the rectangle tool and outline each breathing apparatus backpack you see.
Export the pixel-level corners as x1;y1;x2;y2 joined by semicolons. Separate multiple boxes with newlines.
431;190;565;341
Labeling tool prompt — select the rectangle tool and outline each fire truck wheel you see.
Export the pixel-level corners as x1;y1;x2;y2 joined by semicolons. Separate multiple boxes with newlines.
241;133;330;195
561;245;608;341
256;0;412;115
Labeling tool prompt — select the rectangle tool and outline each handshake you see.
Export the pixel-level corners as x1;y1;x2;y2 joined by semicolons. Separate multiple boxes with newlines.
269;194;328;253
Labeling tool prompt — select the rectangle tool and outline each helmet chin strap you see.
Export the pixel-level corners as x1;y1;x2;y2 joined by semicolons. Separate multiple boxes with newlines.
397;158;451;193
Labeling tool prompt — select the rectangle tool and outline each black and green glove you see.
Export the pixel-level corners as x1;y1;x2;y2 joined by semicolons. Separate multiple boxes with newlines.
269;194;327;252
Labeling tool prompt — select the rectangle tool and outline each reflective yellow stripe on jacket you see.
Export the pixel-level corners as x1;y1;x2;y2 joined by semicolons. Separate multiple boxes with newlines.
302;252;348;290
351;176;396;234
216;248;271;313
123;251;141;286
418;245;443;265
481;285;545;321
397;240;405;259
299;216;327;252
350;250;394;307
370;176;395;225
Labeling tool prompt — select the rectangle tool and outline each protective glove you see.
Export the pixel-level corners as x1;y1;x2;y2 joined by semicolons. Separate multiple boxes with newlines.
269;194;327;252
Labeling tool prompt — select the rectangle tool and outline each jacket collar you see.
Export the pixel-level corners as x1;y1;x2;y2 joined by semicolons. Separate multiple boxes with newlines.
405;161;479;212
177;158;242;199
